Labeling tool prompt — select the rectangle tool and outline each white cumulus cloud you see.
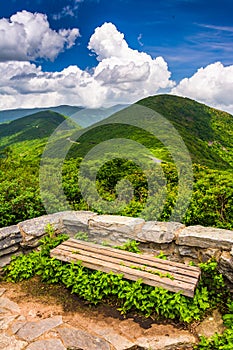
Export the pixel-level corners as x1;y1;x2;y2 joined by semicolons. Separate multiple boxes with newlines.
0;10;80;62
0;21;174;110
0;12;233;115
88;22;175;102
171;62;233;114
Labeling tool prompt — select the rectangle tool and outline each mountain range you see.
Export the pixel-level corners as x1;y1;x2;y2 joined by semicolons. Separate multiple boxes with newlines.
1;94;233;170
0;104;127;128
0;105;82;124
0;94;233;229
63;94;233;169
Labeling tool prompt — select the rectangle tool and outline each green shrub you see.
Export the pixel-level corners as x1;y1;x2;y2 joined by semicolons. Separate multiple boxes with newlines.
114;240;141;253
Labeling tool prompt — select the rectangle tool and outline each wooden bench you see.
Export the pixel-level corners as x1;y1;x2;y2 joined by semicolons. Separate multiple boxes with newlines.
50;238;201;298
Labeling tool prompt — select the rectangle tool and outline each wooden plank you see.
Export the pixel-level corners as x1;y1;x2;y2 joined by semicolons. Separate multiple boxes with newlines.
68;238;200;274
51;245;198;297
60;242;197;283
57;242;198;285
64;239;201;279
51;248;196;297
51;248;195;297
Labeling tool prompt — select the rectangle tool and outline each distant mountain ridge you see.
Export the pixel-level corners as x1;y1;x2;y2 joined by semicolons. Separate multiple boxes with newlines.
0;104;128;127
0;104;128;150
0;105;83;124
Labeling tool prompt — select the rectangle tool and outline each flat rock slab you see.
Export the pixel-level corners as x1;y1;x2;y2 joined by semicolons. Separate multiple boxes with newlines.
93;327;135;350
0;315;17;330
0;297;20;314
196;309;225;338
11;321;27;335
26;339;66;350
135;324;196;349
62;210;97;233
15;316;63;341
0;244;20;257
0;333;27;350
176;225;233;250
137;221;184;243
0;288;6;297
18;212;70;245
0;225;20;241
89;215;145;238
0;235;22;251
57;326;111;350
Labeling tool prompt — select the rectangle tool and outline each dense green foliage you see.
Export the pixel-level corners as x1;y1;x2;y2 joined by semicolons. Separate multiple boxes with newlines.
195;329;233;349
1;95;233;349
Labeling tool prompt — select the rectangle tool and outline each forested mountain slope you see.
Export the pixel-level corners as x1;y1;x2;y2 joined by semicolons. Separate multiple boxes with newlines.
0;95;232;230
68;94;233;169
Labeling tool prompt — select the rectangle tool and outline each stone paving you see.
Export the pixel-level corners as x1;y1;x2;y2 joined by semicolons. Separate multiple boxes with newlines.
0;286;198;350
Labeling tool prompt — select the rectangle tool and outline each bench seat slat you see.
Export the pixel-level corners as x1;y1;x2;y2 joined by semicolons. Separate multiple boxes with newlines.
51;247;196;297
64;239;200;279
50;239;201;298
57;242;198;285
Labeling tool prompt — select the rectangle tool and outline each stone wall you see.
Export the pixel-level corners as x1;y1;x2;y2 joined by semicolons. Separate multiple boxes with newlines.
1;211;233;284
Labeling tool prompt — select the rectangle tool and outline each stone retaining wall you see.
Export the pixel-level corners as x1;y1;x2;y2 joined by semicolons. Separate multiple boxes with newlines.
1;211;233;284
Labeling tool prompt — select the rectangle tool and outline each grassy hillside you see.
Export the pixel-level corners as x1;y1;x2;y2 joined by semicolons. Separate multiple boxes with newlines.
66;94;233;169
138;94;233;168
0;94;233;229
0;111;69;149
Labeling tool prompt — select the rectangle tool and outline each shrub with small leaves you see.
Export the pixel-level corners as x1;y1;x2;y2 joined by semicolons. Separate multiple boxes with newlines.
115;240;141;253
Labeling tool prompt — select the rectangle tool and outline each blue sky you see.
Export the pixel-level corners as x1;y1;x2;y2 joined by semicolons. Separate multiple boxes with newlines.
0;0;233;112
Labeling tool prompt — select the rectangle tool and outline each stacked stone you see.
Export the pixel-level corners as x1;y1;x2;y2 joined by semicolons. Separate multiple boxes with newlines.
0;211;233;284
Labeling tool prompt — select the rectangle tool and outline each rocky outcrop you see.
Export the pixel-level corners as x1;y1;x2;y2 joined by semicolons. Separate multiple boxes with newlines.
0;211;233;284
